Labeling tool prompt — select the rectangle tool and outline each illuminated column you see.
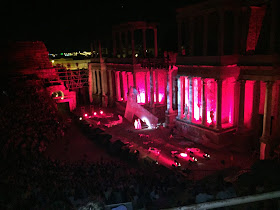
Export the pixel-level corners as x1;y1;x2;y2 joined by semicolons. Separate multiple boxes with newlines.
145;72;148;104
88;66;93;103
216;79;222;129
101;69;108;107
237;80;246;132
154;28;158;57
260;81;274;160
133;71;137;87
166;70;174;113
203;14;208;56
92;69;97;94
177;77;182;118
131;30;135;63
150;69;154;108
142;29;146;57
188;77;193;122
177;20;182;55
119;31;123;57
218;10;224;56
119;71;124;99
202;78;207;125
108;70;114;105
96;70;101;95
125;31;129;57
127;72;130;90
115;71;121;101
113;32;116;57
155;70;159;103
189;17;194;56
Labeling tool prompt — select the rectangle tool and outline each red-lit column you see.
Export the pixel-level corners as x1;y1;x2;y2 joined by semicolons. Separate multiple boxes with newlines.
113;32;116;57
150;69;154;108
260;81;274;160
202;78;207;125
92;69;96;94
127;72;130;91
218;10;224;56
142;29;146;57
177;20;182;55
216;79;222;129
237;80;246;132
166;70;174;113
145;71;148;104
154;28;158;57
96;70;101;95
115;71;121;101
131;30;135;63
203;15;208;56
88;65;93;103
108;70;114;105
133;71;137;89
182;77;185;118
122;71;127;101
177;76;182;119
188;77;193;122
155;70;159;103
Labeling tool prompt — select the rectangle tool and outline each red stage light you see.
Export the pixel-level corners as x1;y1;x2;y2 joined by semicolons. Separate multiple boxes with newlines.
84;114;88;117
94;112;97;115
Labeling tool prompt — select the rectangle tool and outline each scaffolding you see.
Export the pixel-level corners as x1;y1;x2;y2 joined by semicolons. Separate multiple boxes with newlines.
54;67;88;91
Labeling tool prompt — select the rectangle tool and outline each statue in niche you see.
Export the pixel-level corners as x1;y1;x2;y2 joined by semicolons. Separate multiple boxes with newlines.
210;110;215;127
184;106;189;119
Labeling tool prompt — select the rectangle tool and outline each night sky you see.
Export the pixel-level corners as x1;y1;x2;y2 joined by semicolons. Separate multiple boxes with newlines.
3;0;205;53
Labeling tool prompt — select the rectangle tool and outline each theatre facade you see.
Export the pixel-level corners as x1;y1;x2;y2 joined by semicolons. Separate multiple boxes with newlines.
88;0;280;159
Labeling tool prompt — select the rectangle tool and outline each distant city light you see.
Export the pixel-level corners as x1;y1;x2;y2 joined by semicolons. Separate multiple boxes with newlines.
79;117;82;120
135;54;138;57
51;60;54;63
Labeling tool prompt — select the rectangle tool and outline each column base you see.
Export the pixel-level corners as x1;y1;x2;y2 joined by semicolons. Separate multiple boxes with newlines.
165;111;177;128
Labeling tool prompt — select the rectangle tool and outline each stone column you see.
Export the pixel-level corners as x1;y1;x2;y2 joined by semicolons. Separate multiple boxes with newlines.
125;31;129;57
189;17;194;56
101;69;108;107
88;66;93;103
150;69;154;109
96;70;101;95
133;71;137;89
145;72;149;104
177;77;182;119
237;80;246;132
177;20;182;55
188;77;193;122
252;81;260;131
154;28;158;57
115;71;121;101
216;79;222;130
108;70;114;105
113;32;116;57
202;78;207;125
142;29;146;57
131;30;135;63
166;70;173;113
127;72;130;91
260;81;274;159
92;69;97;94
218;10;224;56
155;70;159;103
203;14;208;56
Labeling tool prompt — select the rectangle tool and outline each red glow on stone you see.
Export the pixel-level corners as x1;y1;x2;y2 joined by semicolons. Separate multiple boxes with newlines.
244;81;254;128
